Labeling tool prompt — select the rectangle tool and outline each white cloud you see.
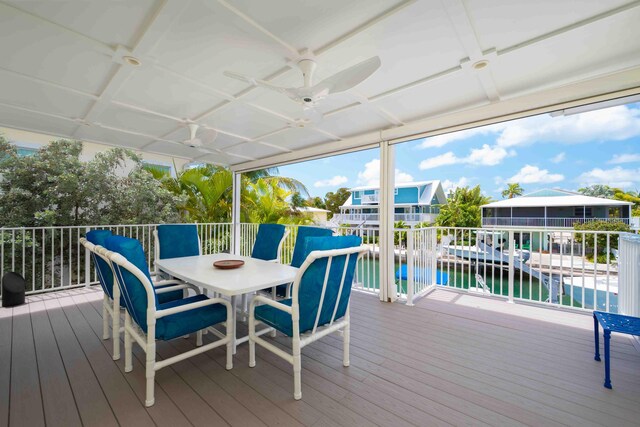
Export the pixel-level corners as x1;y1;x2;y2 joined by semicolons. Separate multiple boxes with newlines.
418;152;458;170
442;177;470;193
508;165;564;184
419;144;512;170
496;105;640;148
608;153;640;164
313;175;348;188
550;152;566;163
418;106;640;151
356;159;414;187
418;122;508;148
576;167;640;189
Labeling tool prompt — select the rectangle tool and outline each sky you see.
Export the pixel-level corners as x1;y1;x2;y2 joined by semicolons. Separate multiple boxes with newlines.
278;102;640;200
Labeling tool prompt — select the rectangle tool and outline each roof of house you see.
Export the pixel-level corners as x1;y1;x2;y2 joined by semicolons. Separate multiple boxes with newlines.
348;180;439;192
482;189;633;208
298;207;331;213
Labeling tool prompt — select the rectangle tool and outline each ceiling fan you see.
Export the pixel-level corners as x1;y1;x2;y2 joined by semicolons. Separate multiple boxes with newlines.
181;123;218;151
224;56;381;122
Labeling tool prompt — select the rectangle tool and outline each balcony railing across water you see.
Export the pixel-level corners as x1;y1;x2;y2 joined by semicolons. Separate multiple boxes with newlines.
483;217;631;228
336;212;437;224
1;222;636;314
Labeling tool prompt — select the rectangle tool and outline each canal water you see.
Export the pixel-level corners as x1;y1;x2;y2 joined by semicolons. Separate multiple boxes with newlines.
356;258;606;310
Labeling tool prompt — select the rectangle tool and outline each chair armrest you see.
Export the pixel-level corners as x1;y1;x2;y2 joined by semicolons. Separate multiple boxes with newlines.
155;297;231;319
155;283;201;295
250;294;293;314
153;279;185;287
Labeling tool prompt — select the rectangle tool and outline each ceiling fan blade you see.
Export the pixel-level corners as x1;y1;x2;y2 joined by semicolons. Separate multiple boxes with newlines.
302;106;323;124
224;70;297;99
311;56;381;96
199;128;218;145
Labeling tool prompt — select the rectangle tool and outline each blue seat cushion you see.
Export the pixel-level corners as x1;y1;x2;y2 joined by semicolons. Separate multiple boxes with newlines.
255;298;294;336
86;229;114;298
156;294;227;340
157;224;200;259
290;226;334;268
251;223;286;261
255;235;361;337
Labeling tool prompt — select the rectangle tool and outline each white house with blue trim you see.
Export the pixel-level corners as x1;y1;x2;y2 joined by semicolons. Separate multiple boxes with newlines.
337;180;447;226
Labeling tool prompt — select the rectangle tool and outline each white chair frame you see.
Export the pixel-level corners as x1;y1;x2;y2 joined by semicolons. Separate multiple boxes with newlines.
252;229;290;315
248;245;366;400
80;238;199;361
107;250;233;407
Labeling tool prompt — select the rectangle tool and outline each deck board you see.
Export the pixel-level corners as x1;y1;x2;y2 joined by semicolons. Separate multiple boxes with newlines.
9;303;44;427
0;307;12;427
0;286;639;426
29;299;82;427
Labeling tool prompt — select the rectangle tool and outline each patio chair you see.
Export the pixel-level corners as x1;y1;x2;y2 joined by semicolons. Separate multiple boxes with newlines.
248;235;365;400
251;223;288;262
105;235;233;407
81;231;186;360
265;226;333;299
153;224;201;277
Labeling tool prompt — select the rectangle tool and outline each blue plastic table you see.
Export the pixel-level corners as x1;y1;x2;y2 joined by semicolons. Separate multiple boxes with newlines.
593;311;640;389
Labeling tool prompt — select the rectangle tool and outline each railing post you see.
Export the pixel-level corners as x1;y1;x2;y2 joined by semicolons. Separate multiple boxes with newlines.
84;226;91;287
231;172;241;256
406;228;414;306
431;228;437;287
507;229;515;303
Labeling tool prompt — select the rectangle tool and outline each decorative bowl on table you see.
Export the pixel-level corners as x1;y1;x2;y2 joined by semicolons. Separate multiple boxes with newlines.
213;259;245;269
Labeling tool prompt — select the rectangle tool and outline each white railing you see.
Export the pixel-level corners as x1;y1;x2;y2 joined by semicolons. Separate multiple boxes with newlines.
618;233;640;316
483;217;630;228
0;223;231;297
360;194;379;204
1;222;632;313
337;212;437;224
433;226;622;313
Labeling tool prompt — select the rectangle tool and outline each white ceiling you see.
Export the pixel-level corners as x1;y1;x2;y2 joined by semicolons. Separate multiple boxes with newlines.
1;0;639;169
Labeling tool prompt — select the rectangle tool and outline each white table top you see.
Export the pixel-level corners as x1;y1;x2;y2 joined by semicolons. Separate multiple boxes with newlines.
155;253;299;297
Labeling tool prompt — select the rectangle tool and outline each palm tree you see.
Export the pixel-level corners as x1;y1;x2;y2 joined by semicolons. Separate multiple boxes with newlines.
501;183;524;199
145;163;309;223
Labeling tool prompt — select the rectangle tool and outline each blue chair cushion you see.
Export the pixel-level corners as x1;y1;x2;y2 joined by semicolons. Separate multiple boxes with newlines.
290;226;334;268
251;223;286;261
265;226;334;297
255;298;294;336
86;229;114;298
156;294;227;340
157;224;200;259
106;235;182;332
255;235;361;337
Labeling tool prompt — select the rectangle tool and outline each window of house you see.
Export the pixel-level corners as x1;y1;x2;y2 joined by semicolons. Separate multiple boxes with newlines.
353;191;360;200
16;147;38;157
574;207;593;217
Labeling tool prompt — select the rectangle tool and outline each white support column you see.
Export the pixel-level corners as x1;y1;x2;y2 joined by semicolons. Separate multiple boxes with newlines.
379;141;396;302
232;172;241;256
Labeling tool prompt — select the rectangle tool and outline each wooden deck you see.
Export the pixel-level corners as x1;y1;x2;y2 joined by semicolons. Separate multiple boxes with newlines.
1;287;640;427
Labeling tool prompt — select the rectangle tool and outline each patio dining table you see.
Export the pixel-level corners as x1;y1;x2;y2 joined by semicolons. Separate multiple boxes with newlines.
155;253;298;353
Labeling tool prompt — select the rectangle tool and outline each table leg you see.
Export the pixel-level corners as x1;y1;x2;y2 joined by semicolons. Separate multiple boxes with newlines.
604;329;612;389
231;295;238;355
593;314;600;361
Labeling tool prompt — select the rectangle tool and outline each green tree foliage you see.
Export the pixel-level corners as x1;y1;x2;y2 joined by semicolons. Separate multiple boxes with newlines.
501;183;524;199
243;179;312;224
578;184;615;198
436;185;491;228
307;196;326;210
0;137;183;227
573;220;630;260
290;192;306;209
147;163;309;224
324;187;350;218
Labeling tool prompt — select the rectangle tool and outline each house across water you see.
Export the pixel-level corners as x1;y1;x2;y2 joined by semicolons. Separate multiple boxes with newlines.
481;188;638;250
336;180;446;226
